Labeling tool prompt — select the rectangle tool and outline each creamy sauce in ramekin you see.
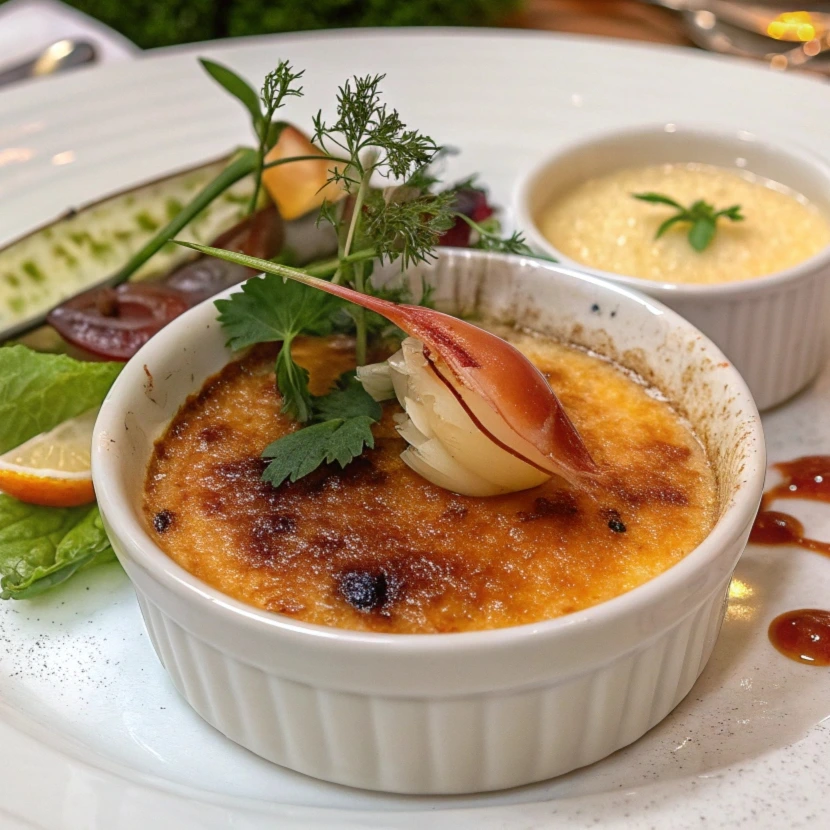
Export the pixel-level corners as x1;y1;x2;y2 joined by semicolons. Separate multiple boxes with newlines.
539;163;830;285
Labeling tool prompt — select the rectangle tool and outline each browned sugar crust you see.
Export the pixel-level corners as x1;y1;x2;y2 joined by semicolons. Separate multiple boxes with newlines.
144;332;717;633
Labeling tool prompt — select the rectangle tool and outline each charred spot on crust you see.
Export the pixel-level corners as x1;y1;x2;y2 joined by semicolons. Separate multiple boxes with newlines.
602;507;627;533
338;454;388;485
290;454;388;495
198;424;228;446
246;513;299;561
608;518;627;533
253;513;297;538
648;441;692;462
201;494;226;516
611;475;689;507
518;493;579;522
338;569;389;612
441;501;469;521
153;510;175;533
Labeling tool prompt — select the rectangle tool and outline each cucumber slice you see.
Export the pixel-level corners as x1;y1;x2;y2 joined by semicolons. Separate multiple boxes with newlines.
0;155;254;339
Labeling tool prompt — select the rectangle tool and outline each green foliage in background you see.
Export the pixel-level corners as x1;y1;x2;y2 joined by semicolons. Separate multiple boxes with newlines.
229;0;521;38
5;0;521;49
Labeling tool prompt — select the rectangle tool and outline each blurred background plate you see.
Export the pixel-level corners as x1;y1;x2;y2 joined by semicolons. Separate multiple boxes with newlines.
1;29;829;830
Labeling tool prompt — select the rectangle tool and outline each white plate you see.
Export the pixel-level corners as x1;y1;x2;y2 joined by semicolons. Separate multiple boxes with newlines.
1;29;829;829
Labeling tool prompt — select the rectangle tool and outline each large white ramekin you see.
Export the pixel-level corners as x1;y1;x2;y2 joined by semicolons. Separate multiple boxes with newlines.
514;124;830;411
92;249;765;794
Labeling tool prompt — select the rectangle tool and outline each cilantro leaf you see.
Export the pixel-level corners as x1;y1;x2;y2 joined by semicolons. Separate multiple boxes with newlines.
216;274;343;422
276;346;313;423
261;416;376;487
215;273;341;350
312;375;382;422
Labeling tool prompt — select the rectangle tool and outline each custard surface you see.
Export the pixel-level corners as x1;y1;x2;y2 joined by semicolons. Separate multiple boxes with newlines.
539;163;830;284
144;332;717;633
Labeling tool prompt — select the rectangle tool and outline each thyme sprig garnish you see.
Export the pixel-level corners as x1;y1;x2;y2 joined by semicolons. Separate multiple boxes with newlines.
633;192;744;252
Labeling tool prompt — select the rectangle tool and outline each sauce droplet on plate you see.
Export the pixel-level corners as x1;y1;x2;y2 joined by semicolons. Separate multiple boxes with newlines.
750;455;830;555
768;609;830;666
750;510;830;556
762;455;830;507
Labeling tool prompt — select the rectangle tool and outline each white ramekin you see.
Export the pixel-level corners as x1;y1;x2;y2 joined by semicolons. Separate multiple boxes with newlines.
92;249;765;795
514;124;830;410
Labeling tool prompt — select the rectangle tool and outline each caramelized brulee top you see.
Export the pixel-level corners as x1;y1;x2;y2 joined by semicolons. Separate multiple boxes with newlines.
144;330;717;633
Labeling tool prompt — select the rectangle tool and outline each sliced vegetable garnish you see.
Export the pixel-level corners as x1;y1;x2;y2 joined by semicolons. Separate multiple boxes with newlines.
0;155;253;340
48;284;191;362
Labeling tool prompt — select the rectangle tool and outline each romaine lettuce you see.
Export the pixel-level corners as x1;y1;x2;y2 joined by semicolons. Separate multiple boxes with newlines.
0;346;121;453
0;346;123;599
0;496;116;599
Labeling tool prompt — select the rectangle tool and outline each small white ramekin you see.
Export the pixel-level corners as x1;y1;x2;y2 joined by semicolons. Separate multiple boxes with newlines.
92;249;765;794
514;124;830;410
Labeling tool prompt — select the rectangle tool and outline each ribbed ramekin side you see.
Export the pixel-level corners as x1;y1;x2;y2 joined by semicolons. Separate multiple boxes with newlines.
131;576;730;795
672;269;830;410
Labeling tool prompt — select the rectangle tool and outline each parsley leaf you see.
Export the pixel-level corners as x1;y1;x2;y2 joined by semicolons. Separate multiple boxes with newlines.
260;374;382;486
216;274;342;421
215;273;340;349
261;416;376;487
276;349;314;423
312;375;382;422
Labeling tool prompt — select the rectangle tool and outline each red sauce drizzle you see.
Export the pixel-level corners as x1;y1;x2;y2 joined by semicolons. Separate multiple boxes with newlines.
768;609;830;666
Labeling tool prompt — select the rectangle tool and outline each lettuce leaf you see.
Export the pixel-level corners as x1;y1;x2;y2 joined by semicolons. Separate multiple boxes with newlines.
0;346;122;454
0;495;117;600
0;345;123;599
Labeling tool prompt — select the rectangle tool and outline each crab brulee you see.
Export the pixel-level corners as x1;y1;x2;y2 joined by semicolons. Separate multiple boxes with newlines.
144;326;717;634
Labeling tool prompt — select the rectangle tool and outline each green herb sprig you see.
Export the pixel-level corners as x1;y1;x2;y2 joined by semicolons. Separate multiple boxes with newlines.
261;375;382;487
178;63;528;486
633;192;744;252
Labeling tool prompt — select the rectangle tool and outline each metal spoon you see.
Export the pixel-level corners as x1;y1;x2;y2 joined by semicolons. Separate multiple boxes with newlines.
0;40;97;88
684;11;830;75
641;0;830;42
